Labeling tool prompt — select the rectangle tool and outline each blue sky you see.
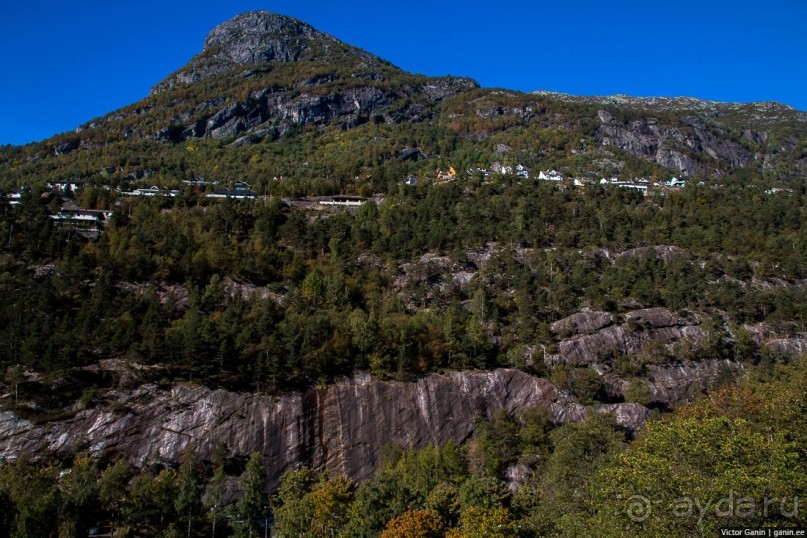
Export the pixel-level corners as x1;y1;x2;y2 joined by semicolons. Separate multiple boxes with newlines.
1;0;805;145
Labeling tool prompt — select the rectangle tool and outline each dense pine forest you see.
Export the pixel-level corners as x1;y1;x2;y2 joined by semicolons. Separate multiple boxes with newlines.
1;179;805;397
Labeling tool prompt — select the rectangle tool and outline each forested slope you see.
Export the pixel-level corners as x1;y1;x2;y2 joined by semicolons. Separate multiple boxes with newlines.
0;10;805;537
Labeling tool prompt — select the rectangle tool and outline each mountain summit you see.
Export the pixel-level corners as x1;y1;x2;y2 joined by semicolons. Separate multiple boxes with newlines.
152;11;387;94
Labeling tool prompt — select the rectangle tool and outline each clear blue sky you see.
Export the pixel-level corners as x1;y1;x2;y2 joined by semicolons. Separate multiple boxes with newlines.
2;0;805;146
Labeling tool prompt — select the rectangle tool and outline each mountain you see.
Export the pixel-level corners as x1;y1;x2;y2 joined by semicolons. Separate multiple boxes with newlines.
76;11;477;145
1;10;805;186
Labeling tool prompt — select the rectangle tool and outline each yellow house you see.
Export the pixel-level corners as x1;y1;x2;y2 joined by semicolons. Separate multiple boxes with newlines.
436;166;456;180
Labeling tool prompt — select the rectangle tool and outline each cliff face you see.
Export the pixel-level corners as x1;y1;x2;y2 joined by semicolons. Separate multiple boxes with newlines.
153;77;476;142
533;91;807;176
0;369;645;486
595;118;753;176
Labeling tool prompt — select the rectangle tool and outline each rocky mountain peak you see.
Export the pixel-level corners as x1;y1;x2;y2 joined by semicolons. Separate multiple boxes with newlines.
203;11;339;65
151;11;385;94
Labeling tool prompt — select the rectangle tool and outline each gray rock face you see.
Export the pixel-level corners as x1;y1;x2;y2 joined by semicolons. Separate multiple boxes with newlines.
152;11;384;94
53;140;79;156
764;338;807;356
645;360;741;403
204;12;336;65
551;311;614;337
421;78;479;101
616;245;688;263
548;308;705;367
153;76;477;142
624;307;679;328
604;359;743;405
0;369;644;486
595;119;754;176
553;325;629;366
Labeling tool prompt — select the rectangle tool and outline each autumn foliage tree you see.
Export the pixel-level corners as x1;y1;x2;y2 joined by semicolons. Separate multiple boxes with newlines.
381;509;445;538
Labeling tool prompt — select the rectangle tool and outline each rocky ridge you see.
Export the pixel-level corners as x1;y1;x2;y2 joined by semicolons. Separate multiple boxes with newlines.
548;307;704;367
153;76;477;142
532;90;807;120
531;91;807;176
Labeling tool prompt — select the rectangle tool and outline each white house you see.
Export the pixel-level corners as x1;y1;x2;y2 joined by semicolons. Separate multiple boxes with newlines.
618;183;649;195
182;178;219;186
539;170;563;181
6;189;24;205
516;164;530;178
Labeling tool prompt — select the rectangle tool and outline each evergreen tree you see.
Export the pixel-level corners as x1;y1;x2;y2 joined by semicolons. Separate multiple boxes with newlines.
234;452;269;538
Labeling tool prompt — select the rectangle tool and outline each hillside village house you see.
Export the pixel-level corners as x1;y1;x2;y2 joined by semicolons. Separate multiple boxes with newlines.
207;180;258;199
47;181;85;192
49;207;113;238
467;167;490;178
122;186;180;197
6;189;24;205
486;163;529;178
538;170;563;181
436;167;457;180
516;164;530;178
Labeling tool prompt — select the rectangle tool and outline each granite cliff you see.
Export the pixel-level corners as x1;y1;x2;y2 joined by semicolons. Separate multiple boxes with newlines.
0;369;646;487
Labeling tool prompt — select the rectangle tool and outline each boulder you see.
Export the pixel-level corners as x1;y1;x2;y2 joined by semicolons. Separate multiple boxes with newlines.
551;311;614;337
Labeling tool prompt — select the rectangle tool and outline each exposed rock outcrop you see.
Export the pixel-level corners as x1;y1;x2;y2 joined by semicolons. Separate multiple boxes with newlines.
644;359;740;403
151;78;477;142
140;11;480;142
548;308;706;367
533;90;807;176
152;11;385;94
616;245;688;263
551;311;614;337
604;359;743;405
595;119;754;176
764;338;807;357
0;369;645;486
53;140;79;156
